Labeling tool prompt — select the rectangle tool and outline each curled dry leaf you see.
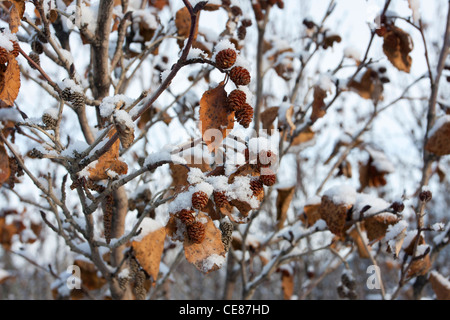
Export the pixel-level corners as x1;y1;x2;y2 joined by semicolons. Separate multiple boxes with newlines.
175;6;199;49
276;186;295;230
425;119;450;156
429;270;450;300
0;56;21;106
183;212;226;274
199;82;235;152
0;144;11;187
131;223;167;282
348;68;383;101
311;85;328;123
8;0;26;33
319;195;352;237
281;269;294;300
88;130;128;181
382;25;413;73
73;259;107;291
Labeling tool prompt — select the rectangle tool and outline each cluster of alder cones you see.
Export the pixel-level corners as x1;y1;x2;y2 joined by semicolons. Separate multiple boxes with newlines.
0;40;19;64
172;147;277;244
214;48;253;128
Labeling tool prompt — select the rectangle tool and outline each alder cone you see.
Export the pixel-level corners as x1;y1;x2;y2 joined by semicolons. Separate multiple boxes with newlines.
28;52;40;69
177;209;196;226
215;49;237;69
42;113;57;129
192;191;209;210
31;40;44;55
11;42;20;57
227;89;246;112
229;66;251;86
187;221;206;244
0;48;8;64
220;220;234;252
235;103;253;128
260;172;276;186
213;191;229;208
61;87;72;101
250;178;264;197
71;92;86;110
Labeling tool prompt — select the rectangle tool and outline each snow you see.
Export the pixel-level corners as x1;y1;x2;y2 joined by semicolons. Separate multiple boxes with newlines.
187;47;208;60
431;223;445;232
0;30;17;51
161;69;172;83
366;146;395;173
43;107;59;120
132;217;163;242
385;220;408;241
226;176;261;209
99;95;134;118
323;185;357;205
0;108;22;122
344;46;361;61
200;254;225;273
113;110;134;130
205;175;229;192
0;269;11;281
194;181;214;197
144;150;187;167
59;78;84;94
430;270;450;290
353;193;393;220
118;268;130;279
187;167;205;184
305;195;321;206
317;74;334;92
415;244;430;257
408;0;421;22
237;85;254;105
212;39;237;62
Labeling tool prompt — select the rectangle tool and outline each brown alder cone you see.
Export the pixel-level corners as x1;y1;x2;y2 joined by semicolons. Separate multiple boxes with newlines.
177;209;196;226
187;221;206;244
103;194;114;244
31;40;44;55
71;91;86;110
235;103;253;128
227;89;246;112
238;25;247;40
28;52;40;69
42;113;57;129
0;48;8;64
213;191;229;208
260;172;276;186
61;87;72;101
250;178;264;197
220;221;234;252
11;41;20;57
229;66;251;86
215;49;237;69
192;191;209;210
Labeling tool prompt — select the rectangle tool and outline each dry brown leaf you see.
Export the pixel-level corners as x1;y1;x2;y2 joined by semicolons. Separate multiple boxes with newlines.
364;214;399;243
276;186;295;230
382;25;413;73
0;144;11;187
291;127;315;146
281;270;294;300
319;195;352;237
8;0;25;33
358;157;389;191
300;202;321;227
348;226;370;259
73;260;107;290
311;85;327;123
348;68;383;101
0;215;25;250
407;254;431;279
260;106;279;132
429;271;450;300
131;223;166;282
175;6;199;49
199;82;235;152
148;0;169;10
0;57;21;106
425;120;450;156
88;131;128;181
184;212;226;274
